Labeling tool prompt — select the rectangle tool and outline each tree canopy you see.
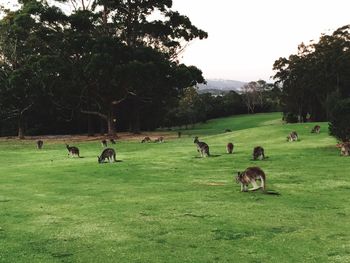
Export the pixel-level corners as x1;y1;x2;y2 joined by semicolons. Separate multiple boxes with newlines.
0;0;208;137
273;25;350;122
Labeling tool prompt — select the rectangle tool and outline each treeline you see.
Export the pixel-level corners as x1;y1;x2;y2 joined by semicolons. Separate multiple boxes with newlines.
273;25;350;123
0;0;208;137
165;81;281;128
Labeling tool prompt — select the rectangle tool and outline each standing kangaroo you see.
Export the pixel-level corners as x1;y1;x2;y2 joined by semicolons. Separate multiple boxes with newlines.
194;136;210;157
253;146;265;160
37;140;43;149
226;142;234;154
235;167;266;192
98;148;116;163
66;144;80;157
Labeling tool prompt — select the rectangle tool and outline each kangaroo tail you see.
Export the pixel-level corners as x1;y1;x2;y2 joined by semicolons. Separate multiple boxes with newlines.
260;176;266;191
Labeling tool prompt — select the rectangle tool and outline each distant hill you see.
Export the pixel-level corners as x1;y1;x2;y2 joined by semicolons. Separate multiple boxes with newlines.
197;79;246;94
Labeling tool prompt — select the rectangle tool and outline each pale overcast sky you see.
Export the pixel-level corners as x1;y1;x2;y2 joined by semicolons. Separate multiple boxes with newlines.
172;0;350;82
1;0;349;82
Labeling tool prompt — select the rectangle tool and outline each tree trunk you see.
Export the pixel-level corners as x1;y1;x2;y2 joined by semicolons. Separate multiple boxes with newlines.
107;114;116;136
100;119;105;135
18;115;25;139
131;99;141;134
87;115;94;136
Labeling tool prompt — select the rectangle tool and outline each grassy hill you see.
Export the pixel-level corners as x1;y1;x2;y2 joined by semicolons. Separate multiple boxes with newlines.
1;113;349;262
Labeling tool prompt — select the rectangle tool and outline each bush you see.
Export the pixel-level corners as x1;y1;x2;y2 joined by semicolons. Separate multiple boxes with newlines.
283;112;298;123
329;98;350;142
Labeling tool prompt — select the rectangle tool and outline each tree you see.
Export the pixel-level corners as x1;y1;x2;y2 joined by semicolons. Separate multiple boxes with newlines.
273;25;350;122
329;98;350;142
241;81;260;113
0;0;67;138
0;0;207;136
62;0;208;135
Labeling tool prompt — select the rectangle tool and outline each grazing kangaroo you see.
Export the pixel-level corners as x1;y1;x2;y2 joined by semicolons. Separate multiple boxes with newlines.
141;136;151;143
98;148;116;163
226;142;234;154
37;140;43;149
287;131;298;142
154;136;164;143
236;166;266;192
66;144;80;157
110;138;116;144
253;146;265;160
311;125;321;134
336;142;350;156
101;139;108;147
194;136;210;157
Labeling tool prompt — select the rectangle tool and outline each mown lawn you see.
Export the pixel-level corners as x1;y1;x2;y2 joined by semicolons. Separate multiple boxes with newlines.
1;112;350;263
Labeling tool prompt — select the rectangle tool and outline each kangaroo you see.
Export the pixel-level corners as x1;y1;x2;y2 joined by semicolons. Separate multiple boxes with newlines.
101;139;108;147
141;136;151;143
110;138;116;144
66;144;80;157
154;136;164;143
194;136;210;157
336;142;350;156
287;131;298;142
253;146;265;160
311;125;321;134
226;142;234;154
37;140;43;149
98;148;116;163
236;166;266;192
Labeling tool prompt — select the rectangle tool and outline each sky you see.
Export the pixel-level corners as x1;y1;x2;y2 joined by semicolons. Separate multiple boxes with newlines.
171;0;350;82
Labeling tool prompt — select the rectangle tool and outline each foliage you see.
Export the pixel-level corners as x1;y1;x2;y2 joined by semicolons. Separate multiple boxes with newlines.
273;25;350;122
329;98;350;142
0;0;67;138
283;112;299;123
0;0;207;137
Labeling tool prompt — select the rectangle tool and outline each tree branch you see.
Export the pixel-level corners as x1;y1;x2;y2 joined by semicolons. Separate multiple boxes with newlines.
80;109;108;120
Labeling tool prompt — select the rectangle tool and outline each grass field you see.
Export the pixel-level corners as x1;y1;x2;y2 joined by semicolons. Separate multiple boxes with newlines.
1;112;350;263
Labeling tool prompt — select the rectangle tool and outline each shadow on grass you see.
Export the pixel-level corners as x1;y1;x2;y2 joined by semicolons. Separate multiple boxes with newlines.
250;156;271;161
264;190;281;196
240;189;281;196
193;154;221;158
51;252;74;258
99;160;123;164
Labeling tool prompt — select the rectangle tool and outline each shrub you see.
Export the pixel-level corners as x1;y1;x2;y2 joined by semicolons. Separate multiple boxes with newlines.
329;98;350;142
283;112;298;123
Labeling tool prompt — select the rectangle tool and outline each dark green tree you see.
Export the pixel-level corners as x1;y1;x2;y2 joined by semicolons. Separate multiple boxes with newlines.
273;25;350;122
0;0;67;138
329;98;350;142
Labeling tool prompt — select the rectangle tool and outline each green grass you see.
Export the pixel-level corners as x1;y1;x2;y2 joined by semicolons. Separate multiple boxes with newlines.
1;112;350;262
